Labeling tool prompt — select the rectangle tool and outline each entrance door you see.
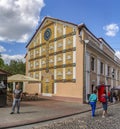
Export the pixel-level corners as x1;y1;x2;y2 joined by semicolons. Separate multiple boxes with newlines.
41;72;54;96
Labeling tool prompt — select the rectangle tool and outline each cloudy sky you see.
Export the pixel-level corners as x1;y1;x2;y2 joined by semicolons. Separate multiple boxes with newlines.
0;0;120;63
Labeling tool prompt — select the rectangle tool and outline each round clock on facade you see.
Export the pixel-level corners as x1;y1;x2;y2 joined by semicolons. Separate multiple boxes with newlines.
44;28;52;41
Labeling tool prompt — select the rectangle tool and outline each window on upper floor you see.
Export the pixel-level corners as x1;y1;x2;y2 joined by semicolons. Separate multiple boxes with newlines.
100;62;104;74
107;66;110;76
118;70;120;80
91;57;95;71
35;73;39;79
30;63;33;68
35;61;39;66
30;52;33;56
112;69;115;78
35;50;39;55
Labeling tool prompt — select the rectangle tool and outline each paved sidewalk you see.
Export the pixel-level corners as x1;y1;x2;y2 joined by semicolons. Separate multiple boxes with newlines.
0;98;114;129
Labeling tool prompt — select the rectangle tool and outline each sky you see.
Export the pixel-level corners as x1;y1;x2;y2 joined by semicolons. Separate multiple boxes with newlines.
0;0;120;63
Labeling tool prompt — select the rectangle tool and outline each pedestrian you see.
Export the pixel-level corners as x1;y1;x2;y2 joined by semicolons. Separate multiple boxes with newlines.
118;90;120;101
113;92;117;103
110;89;113;103
108;90;111;102
10;83;22;114
89;90;97;117
101;90;108;118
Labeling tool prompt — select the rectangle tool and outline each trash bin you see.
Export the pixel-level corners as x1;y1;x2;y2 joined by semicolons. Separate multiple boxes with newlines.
0;94;7;106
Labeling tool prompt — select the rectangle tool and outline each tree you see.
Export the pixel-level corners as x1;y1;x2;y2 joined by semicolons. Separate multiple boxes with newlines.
0;53;25;75
0;54;4;68
4;60;25;75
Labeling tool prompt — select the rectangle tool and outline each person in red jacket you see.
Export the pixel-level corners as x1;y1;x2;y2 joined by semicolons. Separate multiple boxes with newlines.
101;90;108;118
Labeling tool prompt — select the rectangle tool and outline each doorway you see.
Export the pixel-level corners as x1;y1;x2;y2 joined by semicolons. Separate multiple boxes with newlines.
41;72;54;96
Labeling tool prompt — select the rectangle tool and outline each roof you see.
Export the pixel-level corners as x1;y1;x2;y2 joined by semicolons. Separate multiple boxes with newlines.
0;69;11;75
26;16;116;54
24;53;27;58
26;16;78;48
78;23;101;43
78;24;115;53
98;38;115;52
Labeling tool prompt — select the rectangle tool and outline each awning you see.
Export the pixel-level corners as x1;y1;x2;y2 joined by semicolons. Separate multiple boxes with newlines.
8;74;40;82
112;86;120;90
96;84;110;88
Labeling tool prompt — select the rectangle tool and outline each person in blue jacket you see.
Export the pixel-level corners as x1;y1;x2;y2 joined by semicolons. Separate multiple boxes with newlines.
89;90;97;117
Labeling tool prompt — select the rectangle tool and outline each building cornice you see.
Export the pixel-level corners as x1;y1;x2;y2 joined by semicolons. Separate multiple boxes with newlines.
87;43;120;67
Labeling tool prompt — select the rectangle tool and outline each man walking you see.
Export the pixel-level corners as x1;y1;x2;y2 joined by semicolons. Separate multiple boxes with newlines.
10;83;22;114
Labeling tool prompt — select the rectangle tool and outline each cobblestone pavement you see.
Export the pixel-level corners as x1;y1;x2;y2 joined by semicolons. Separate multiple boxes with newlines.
0;99;92;128
36;103;120;129
11;103;120;129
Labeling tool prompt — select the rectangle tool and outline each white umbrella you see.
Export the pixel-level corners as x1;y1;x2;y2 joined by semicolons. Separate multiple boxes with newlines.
8;74;40;82
113;86;120;90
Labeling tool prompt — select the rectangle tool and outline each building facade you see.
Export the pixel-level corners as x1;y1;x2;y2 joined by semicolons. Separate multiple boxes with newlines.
25;17;120;103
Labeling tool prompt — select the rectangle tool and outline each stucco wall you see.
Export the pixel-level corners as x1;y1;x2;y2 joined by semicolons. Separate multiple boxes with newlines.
54;30;84;100
24;83;40;94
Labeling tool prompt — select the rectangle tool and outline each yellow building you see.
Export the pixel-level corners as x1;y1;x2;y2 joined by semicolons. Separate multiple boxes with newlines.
25;17;120;103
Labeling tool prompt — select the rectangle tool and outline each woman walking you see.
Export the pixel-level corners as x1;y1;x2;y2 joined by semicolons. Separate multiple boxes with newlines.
89;90;97;117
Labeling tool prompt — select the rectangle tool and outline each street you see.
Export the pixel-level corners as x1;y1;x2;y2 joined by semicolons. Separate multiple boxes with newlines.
10;103;120;129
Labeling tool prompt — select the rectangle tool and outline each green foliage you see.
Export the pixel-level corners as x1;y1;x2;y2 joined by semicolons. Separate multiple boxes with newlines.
0;54;25;75
0;54;4;68
4;60;26;75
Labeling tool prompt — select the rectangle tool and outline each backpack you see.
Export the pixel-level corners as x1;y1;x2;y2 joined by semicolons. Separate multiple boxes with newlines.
100;95;106;103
